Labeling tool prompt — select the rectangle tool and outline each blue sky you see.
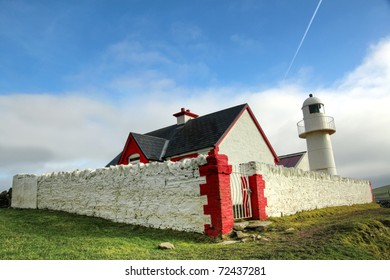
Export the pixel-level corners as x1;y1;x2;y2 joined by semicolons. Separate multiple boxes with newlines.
2;0;389;92
1;0;390;191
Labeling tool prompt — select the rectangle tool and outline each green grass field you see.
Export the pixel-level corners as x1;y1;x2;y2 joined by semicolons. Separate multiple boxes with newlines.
373;185;390;201
1;203;389;260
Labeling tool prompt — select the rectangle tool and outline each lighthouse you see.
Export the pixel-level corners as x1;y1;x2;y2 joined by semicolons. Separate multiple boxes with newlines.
297;94;337;175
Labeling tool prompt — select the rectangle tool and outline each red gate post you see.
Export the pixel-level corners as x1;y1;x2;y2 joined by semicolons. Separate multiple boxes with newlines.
248;174;268;220
199;148;234;237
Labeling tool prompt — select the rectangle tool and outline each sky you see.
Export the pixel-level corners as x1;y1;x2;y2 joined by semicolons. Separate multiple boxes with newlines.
1;0;390;191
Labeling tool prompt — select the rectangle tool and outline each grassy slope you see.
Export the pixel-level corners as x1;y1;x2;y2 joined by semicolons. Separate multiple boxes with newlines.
373;185;390;200
0;203;389;260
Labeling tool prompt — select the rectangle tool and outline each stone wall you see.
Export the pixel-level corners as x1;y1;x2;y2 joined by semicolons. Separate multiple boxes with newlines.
11;153;374;236
242;161;373;217
12;174;38;209
13;156;209;233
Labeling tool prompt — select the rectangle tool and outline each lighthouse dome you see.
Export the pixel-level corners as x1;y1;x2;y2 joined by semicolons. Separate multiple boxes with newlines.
302;94;323;108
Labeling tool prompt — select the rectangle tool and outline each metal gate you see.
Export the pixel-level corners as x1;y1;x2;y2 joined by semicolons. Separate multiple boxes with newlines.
230;165;252;220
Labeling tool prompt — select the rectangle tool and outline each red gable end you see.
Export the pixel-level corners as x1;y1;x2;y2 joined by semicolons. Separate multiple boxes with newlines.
118;133;149;165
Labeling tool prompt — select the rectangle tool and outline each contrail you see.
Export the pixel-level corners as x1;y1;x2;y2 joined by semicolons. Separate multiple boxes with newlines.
284;0;323;81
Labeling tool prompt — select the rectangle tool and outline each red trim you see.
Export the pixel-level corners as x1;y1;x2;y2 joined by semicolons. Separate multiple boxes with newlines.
215;104;279;164
173;108;199;118
249;174;268;220
118;133;149;165
369;181;375;203
241;176;251;217
170;153;199;162
199;149;234;237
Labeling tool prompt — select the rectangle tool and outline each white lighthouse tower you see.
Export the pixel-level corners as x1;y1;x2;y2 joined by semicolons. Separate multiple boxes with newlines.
297;94;337;175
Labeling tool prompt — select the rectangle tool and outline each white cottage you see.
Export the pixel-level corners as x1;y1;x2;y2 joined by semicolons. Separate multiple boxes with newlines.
106;104;279;167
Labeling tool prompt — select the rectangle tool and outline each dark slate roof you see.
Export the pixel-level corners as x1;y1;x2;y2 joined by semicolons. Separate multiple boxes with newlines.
146;104;246;157
277;151;306;168
106;104;254;166
106;152;122;167
131;133;168;161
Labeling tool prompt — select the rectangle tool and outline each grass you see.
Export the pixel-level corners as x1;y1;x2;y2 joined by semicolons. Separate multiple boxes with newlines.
373;185;390;201
1;203;389;260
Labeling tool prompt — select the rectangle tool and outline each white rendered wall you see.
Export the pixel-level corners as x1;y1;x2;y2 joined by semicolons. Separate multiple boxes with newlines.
12;153;372;233
219;110;275;165
296;153;310;171
11;174;38;209
243;162;373;217
13;157;209;233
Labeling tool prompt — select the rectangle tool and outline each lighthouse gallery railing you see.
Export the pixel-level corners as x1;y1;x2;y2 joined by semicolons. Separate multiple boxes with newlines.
297;115;336;137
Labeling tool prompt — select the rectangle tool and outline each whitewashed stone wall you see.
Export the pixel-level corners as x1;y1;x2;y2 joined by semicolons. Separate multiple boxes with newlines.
13;156;209;233
242;161;373;217
12;154;374;234
12;174;38;209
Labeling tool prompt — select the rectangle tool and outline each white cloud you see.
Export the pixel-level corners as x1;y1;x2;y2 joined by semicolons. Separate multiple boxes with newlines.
321;39;390;185
0;94;130;186
1;37;390;191
106;41;173;66
66;36;215;95
338;37;390;91
230;34;263;51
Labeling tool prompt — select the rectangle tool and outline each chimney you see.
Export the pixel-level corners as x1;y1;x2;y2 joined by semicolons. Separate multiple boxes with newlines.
173;108;199;125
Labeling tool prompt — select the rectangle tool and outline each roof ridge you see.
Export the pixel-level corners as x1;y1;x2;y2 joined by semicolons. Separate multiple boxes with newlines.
145;104;247;137
195;103;247;119
131;131;167;141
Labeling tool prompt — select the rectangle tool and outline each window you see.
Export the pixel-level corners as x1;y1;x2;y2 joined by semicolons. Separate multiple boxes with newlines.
309;104;324;114
128;153;140;164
